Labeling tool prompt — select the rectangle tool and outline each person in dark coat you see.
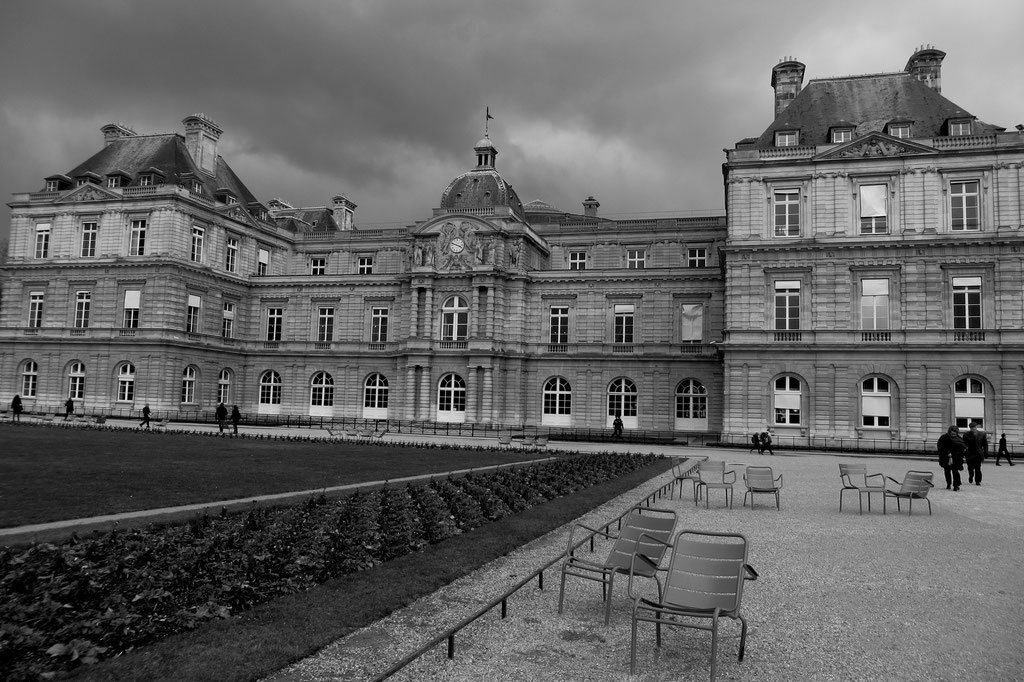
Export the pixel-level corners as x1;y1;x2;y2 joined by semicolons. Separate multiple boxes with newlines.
962;422;987;485
937;425;966;491
64;397;75;420
230;405;241;435
751;432;762;454
995;433;1013;466
612;412;623;438
760;431;774;455
215;402;228;433
11;394;23;423
140;404;151;429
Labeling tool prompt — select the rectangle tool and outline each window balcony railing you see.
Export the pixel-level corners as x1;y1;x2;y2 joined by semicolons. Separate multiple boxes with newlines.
860;331;892;343
953;330;986;342
314;342;332;350
774;331;802;342
437;340;468;350
367;342;392;352
547;343;568;353
264;341;280;349
119;329;137;337
70;329;87;336
612;344;634;353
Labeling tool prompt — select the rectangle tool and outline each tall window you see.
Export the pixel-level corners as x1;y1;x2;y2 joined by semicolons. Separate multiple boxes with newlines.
21;361;38;397
317;307;335;342
952;277;982;329
35;224;50;259
953;377;985;429
949;120;972;136
81;221;97;257
257;248;270;276
259;370;282;405
568;251;587;270
681;304;703;343
222;303;235;339
190;226;205;263
358;256;374;274
860;279;890;330
773;376;801;425
888;123;911;139
364;373;389;409
675;379;708;421
441;296;469;341
310;257;326;276
310;372;334;407
438;374;467;412
607;378;638;420
626;249;645;269
117;363;136;402
181;367;197;404
859;184;888;234
186;295;202;333
774;190;800;237
774;281;801;330
129;219;147;256
687;248;707;268
831;128;852;143
29;292;44;328
217;369;232;404
225;237;238;273
950;181;980;231
775;130;799;147
371;307;389;343
74;291;91;328
614;304;635;344
68;362;85;400
861;377;891;427
266;307;283;341
550;306;569;344
543;377;572;416
123;290;140;328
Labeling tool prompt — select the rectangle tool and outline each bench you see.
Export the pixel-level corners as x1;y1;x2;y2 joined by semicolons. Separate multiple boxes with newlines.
151;419;168;431
497;434;512;447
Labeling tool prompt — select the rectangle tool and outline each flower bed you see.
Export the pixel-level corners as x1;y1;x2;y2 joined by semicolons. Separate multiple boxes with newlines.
0;452;660;680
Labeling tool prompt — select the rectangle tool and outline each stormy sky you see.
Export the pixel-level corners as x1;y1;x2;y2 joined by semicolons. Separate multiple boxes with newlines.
2;0;1022;239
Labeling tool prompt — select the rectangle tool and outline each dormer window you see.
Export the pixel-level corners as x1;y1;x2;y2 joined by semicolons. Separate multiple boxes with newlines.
139;174;154;187
949;119;972;136
775;130;800;147
45;180;59;192
107;176;121;188
888;123;911;139
830;128;853;143
76;172;101;187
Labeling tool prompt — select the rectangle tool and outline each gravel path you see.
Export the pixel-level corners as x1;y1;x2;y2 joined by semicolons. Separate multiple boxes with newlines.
267;449;1024;682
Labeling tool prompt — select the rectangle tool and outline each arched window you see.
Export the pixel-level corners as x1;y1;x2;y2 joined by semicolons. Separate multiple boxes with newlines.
861;377;891;428
773;376;801;425
68;362;85;400
675;379;708;430
259;370;282;405
117;363;136;402
542;376;572;427
310;372;334;407
953;377;985;429
607;377;638;428
180;366;197;404
440;295;469;341
437;373;466;422
217;369;232;405
21;360;38;398
364;373;389;409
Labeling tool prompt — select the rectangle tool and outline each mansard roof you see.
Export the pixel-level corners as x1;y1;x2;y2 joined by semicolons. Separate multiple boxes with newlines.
751;72;1004;149
62;133;267;211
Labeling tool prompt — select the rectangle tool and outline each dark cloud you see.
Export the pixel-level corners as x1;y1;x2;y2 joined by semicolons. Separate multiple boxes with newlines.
2;0;1022;238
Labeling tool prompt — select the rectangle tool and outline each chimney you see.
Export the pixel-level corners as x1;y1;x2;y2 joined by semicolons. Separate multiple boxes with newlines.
582;196;600;217
332;195;357;230
101;123;136;147
182;113;223;175
905;45;945;93
771;58;806;118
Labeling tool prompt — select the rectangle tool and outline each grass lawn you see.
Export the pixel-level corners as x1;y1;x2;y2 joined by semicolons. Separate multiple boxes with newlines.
0;424;554;528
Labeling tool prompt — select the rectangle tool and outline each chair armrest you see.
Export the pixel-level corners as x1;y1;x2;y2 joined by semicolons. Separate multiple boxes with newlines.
744;564;759;581
867;472;886;484
566;522;614;555
885;476;900;485
724;470;737;484
775;474;783;488
626;532;672;599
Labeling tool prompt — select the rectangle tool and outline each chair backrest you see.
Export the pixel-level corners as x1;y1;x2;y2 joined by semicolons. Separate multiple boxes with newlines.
745;466;776;489
839;463;869;486
698;460;726;483
662;530;749;612
899;471;934;497
606;508;677;575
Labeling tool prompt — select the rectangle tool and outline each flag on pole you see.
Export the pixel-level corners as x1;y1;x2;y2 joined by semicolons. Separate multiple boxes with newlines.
486;106;494;120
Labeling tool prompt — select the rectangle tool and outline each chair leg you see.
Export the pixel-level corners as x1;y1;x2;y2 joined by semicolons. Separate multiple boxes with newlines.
557;568;567;614
630;612;639;674
604;573;615;625
710;611;720;682
738;614;748;661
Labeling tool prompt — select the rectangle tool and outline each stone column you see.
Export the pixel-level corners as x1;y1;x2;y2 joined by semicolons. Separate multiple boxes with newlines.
405;365;417;420
410;288;419;337
419;365;432;421
482;366;493;423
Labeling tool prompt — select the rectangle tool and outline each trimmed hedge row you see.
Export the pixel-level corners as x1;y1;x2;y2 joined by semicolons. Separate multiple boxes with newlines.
0;452;660;681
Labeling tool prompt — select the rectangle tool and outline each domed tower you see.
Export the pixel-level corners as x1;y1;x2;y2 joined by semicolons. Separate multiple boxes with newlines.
439;137;526;222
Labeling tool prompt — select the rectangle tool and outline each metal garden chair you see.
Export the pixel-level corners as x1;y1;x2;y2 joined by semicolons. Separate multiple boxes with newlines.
695;460;736;509
883;470;934;515
838;463;886;514
742;466;783;510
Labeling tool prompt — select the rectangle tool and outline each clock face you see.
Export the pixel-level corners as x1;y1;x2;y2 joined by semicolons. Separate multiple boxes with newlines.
449;237;465;254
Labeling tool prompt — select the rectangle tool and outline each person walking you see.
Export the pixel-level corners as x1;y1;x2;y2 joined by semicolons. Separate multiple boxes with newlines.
751;432;762;454
995;433;1014;466
937;425;966;491
215;402;228;433
11;394;23;423
140;403;151;429
963;421;987;485
64;397;75;420
230;405;241;435
611;412;623;438
760;431;774;456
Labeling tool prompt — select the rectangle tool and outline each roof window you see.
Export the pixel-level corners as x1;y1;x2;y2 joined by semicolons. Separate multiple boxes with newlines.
948;118;972;136
774;129;800;147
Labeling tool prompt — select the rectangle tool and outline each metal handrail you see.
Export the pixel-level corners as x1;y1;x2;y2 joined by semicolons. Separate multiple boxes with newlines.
372;459;691;680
